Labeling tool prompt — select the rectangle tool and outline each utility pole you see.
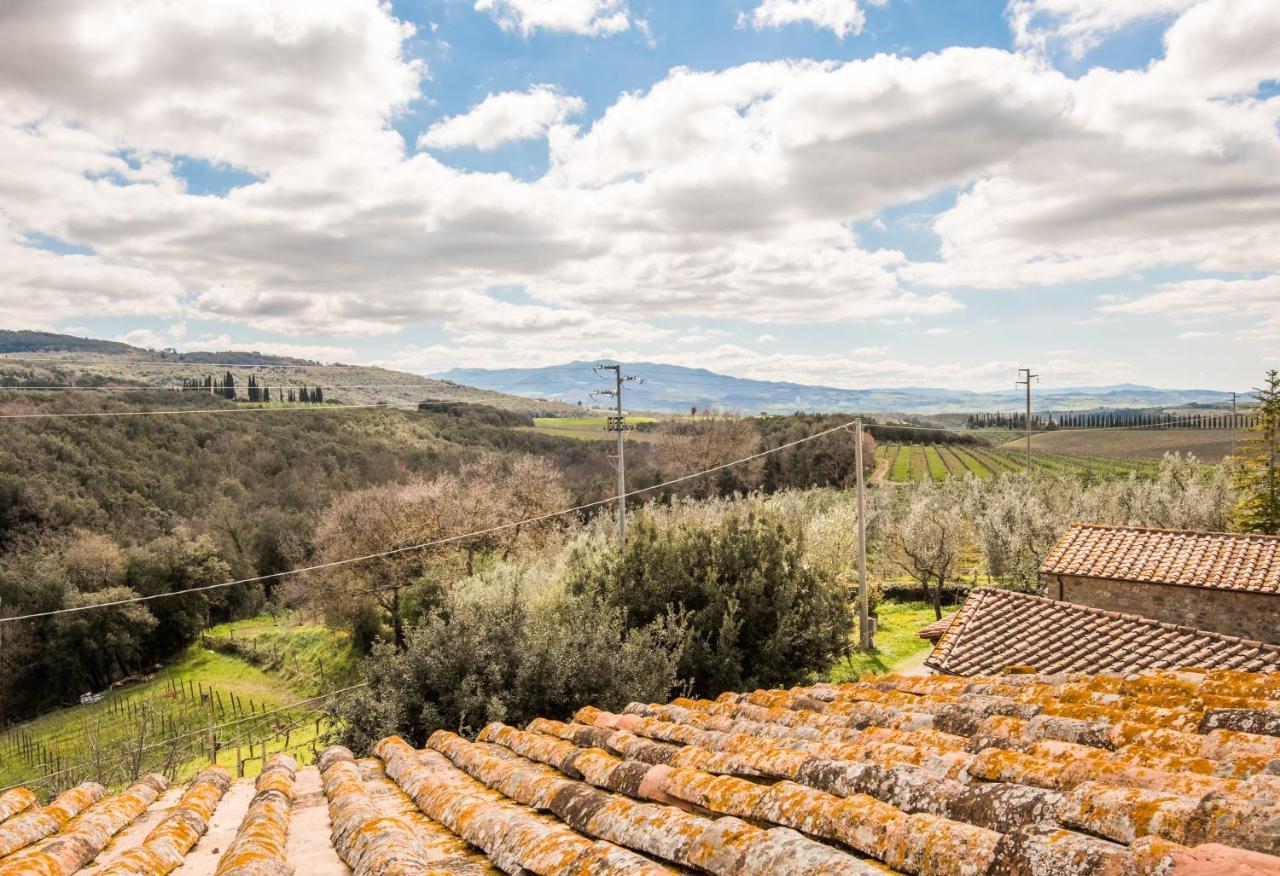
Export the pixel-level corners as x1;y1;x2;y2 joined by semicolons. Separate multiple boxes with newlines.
854;420;871;652
593;364;642;543
1231;391;1239;459
1016;367;1039;474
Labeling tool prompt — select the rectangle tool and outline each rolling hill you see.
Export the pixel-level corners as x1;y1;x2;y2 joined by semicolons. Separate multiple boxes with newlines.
434;361;1241;415
0;331;578;415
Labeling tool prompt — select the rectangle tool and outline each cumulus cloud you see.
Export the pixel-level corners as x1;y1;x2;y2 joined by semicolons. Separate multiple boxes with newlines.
420;86;585;151
1008;0;1199;58
0;0;1276;387
740;0;884;38
474;0;631;36
0;0;423;172
907;0;1280;290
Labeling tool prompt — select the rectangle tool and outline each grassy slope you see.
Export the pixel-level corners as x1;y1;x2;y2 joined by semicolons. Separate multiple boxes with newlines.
0;618;353;793
1003;429;1246;463
827;601;944;681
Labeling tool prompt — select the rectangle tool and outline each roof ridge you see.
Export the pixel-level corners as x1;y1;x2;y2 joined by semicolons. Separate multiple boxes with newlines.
1066;521;1280;541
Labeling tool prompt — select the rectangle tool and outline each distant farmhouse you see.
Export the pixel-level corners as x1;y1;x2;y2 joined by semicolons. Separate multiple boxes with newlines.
1040;523;1280;645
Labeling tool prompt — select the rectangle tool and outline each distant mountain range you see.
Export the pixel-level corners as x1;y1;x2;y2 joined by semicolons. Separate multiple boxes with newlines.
434;361;1241;415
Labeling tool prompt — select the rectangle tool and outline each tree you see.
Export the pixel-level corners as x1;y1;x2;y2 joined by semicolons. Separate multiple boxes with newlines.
1233;369;1280;534
310;454;572;649
332;568;685;751
565;503;852;694
884;481;968;619
654;413;762;498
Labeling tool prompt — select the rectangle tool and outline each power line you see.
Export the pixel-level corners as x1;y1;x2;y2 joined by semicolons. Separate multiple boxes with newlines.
0;401;423;420
0;383;471;392
0;416;864;625
0;357;362;369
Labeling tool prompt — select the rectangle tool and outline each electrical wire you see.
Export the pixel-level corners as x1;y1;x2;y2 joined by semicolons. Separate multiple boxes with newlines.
0;417;863;624
0;402;422;420
0;383;478;392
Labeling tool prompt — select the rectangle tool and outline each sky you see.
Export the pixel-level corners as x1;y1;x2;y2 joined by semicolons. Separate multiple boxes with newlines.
1;0;1277;392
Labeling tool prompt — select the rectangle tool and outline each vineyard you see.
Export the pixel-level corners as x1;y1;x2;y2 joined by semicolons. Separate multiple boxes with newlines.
874;442;1159;483
0;628;350;799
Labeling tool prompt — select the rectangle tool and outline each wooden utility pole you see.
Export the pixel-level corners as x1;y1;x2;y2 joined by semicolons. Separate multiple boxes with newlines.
1016;368;1039;473
593;364;642;543
854;420;872;652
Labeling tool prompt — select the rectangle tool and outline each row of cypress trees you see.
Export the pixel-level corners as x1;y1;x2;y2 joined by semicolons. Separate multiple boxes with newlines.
178;372;325;403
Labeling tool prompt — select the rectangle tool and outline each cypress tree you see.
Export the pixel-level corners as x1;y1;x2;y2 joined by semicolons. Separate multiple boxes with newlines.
1232;369;1280;535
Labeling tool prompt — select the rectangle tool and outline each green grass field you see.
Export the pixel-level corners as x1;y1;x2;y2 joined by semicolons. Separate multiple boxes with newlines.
880;442;1161;483
524;416;661;442
827;601;944;681
0;617;354;798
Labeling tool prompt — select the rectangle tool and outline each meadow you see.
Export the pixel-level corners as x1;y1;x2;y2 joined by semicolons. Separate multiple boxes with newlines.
524;415;662;442
875;442;1160;482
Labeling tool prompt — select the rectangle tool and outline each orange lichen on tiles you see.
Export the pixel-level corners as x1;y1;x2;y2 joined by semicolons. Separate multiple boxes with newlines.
95;767;229;876
212;753;295;876
0;791;35;828
318;745;439;876
0;775;167;876
375;735;674;875
0;783;106;860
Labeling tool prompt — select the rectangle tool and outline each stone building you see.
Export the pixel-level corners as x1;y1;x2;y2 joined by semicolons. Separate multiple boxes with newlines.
1039;522;1280;645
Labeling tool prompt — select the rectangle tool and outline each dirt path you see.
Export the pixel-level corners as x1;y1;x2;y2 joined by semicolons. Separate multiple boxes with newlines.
869;454;892;485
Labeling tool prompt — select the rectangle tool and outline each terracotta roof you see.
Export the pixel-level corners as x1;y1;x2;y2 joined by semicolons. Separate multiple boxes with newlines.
926;587;1280;677
1040;522;1280;593
918;614;956;642
6;669;1280;875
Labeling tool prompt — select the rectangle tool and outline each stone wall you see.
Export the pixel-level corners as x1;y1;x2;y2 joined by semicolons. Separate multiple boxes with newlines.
1042;573;1280;645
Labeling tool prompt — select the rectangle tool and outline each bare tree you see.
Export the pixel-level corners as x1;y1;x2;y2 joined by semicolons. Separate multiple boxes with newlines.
310;454;572;649
655;412;762;498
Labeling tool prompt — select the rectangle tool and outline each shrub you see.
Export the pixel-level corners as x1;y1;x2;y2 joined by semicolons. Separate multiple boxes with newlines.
332;566;686;751
564;502;853;696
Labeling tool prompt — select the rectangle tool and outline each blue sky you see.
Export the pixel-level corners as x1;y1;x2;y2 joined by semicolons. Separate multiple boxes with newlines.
2;0;1277;391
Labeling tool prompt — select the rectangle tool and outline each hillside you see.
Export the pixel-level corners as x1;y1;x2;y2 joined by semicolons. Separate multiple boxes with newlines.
0;616;355;794
1002;428;1248;462
0;330;579;415
436;360;1240;415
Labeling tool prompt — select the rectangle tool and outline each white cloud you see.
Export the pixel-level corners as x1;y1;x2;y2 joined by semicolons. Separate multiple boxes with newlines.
420;86;585;151
756;334;776;344
474;0;631;37
0;0;1275;389
0;0;423;173
740;0;883;38
918;327;952;336
906;0;1280;290
117;322;188;349
1008;0;1199;58
1101;275;1280;320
